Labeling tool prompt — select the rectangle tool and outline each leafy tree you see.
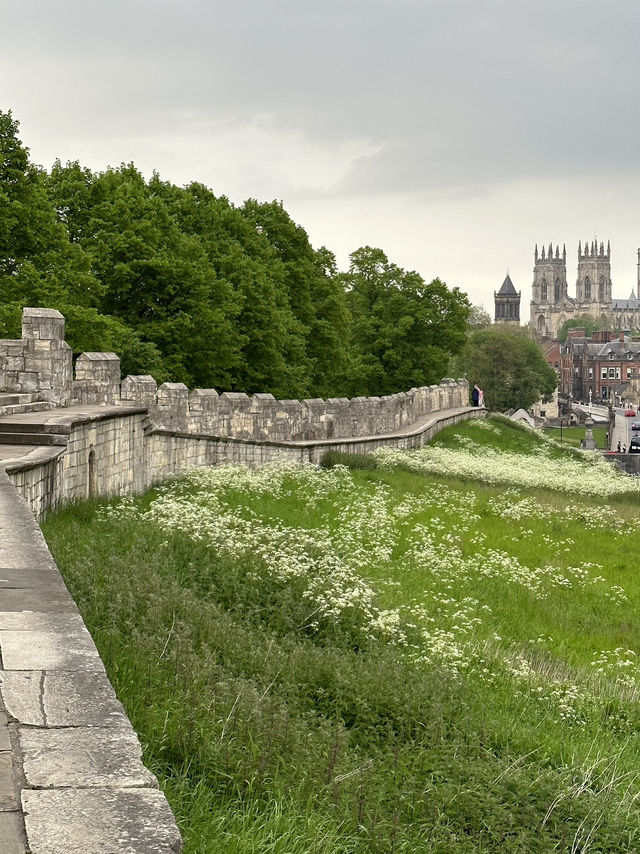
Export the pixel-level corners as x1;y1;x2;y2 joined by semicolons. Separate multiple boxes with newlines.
241;200;351;397
152;180;313;397
0;110;97;308
459;329;557;411
469;304;492;329
344;247;470;395
49;164;242;388
558;314;605;343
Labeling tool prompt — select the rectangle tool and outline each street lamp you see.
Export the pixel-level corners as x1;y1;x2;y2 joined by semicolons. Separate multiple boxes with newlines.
560;418;569;444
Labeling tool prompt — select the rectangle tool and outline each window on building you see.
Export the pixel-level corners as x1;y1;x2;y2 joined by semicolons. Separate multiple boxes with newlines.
585;277;591;300
627;368;632;379
609;368;616;379
588;367;593;378
616;367;621;379
601;367;607;379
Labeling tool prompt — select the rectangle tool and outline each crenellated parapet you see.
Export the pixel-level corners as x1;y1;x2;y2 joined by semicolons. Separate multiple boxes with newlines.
0;308;73;403
1;309;470;440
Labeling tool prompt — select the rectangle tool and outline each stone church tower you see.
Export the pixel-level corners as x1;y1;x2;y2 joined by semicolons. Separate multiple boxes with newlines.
575;240;612;310
530;244;569;336
494;274;520;325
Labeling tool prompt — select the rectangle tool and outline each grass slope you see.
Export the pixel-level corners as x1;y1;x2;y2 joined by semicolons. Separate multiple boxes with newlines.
42;417;640;853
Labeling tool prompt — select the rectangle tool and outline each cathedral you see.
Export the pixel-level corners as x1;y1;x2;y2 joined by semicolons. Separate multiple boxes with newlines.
494;242;640;339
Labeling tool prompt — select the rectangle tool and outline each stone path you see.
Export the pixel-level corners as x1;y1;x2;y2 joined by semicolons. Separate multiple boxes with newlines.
0;457;182;852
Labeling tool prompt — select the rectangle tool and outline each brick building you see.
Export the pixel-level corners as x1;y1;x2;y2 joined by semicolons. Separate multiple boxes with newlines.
558;329;640;404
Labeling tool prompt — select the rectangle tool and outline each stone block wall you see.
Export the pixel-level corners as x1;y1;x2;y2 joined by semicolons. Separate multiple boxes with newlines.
0;309;73;403
139;378;468;443
73;352;122;405
6;406;485;520
1;309;470;442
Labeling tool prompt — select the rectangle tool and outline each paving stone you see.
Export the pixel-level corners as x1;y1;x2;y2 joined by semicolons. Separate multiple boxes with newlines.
0;710;10;751
0;537;56;571
0;812;27;854
0;672;46;726
0;671;128;727
0;630;103;671
0;587;78;613
0;752;18;810
19;726;157;789
0;568;66;588
22;788;182;854
0;612;86;632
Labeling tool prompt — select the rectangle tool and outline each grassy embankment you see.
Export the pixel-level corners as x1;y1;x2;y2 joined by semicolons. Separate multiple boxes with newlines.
42;416;640;853
543;425;608;448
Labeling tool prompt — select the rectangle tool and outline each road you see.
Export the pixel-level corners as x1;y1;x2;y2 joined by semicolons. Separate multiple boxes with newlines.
610;407;640;453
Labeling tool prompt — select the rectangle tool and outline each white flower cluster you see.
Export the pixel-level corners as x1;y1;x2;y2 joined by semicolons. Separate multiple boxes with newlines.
98;456;638;733
374;444;639;496
591;648;639;690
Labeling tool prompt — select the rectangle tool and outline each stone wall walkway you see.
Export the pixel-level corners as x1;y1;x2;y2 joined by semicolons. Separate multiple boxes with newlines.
0;470;182;853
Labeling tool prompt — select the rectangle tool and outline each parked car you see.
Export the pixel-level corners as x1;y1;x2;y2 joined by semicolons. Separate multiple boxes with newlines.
632;423;640;431
630;438;640;453
625;409;636;417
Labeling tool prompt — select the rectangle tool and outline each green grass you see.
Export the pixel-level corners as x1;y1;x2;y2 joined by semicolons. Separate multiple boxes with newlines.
41;418;640;853
544;424;608;448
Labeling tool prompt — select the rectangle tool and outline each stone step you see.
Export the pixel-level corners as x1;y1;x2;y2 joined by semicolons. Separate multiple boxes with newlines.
0;431;68;446
0;421;68;435
0;402;52;417
0;392;38;405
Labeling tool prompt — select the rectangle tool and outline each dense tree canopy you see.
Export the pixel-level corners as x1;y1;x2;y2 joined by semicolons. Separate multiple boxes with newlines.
1;109;473;398
456;329;557;411
343;247;470;396
557;314;605;343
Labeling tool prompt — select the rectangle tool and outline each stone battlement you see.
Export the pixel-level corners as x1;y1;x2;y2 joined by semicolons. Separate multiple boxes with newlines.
0;308;469;440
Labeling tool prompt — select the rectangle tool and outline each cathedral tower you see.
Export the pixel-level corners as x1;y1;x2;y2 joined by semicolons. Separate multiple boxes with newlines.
494;274;520;325
575;240;611;307
531;243;567;304
530;243;568;336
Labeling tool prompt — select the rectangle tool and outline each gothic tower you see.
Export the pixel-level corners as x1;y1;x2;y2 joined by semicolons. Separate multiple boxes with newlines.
494;274;520;325
575;240;611;308
530;243;568;336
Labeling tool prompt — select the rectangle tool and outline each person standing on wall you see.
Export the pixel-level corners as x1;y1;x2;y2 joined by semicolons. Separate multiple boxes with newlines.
472;385;480;407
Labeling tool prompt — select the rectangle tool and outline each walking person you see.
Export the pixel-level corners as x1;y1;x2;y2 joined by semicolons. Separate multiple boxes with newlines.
478;388;485;408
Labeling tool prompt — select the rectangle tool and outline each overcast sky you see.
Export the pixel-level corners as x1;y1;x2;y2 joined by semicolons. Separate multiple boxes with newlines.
3;0;640;315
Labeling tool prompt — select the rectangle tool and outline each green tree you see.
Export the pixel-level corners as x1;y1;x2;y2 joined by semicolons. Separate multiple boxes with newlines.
344;247;469;395
241;200;352;396
152;180;313;396
558;314;605;343
0;110;97;308
469;304;492;329
49;164;242;388
459;329;557;411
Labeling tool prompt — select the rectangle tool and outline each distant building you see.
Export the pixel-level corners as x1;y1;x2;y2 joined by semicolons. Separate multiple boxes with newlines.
530;242;640;338
558;329;640;404
494;274;521;325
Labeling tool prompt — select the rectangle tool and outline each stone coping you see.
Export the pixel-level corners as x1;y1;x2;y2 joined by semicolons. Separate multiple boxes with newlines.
1;405;482;473
149;405;479;447
0;471;182;853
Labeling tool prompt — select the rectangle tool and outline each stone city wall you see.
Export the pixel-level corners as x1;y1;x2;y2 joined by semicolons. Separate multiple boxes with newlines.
0;309;73;403
0;470;182;854
5;407;484;520
0;308;469;442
